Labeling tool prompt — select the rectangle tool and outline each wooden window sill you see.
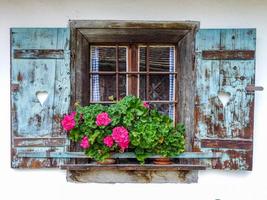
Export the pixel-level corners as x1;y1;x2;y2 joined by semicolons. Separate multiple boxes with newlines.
61;163;207;171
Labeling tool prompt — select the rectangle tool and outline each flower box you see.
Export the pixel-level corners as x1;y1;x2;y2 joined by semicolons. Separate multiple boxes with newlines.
62;96;185;164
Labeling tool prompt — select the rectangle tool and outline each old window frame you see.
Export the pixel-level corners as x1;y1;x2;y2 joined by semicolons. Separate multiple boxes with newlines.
88;44;178;121
69;20;200;166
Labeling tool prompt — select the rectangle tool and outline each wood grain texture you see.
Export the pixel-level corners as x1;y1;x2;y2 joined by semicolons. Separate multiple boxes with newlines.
11;28;70;168
74;30;90;106
194;29;256;170
177;30;196;152
69;20;200;30
127;44;138;96
201;139;253;150
13;49;64;59
202;50;255;60
79;28;189;43
14;137;66;147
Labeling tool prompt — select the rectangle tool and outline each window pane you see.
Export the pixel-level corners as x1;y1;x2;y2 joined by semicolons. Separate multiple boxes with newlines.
149;75;170;100
90;46;127;102
138;46;175;120
149;47;170;72
139;47;147;71
151;103;175;119
96;47;116;71
139;75;173;101
119;47;127;71
139;75;146;99
91;46;127;72
99;75;116;101
119;75;127;99
139;46;173;72
90;75;127;102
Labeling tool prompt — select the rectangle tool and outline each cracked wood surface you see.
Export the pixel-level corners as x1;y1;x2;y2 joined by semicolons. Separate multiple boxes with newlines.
11;28;70;168
194;29;256;170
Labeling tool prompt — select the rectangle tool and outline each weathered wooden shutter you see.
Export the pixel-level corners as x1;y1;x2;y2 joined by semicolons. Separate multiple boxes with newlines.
194;29;256;170
11;28;70;168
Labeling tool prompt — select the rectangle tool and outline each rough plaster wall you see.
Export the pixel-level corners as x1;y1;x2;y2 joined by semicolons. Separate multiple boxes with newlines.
0;0;267;199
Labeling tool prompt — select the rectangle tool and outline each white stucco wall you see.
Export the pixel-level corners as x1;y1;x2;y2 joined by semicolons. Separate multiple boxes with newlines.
1;0;267;199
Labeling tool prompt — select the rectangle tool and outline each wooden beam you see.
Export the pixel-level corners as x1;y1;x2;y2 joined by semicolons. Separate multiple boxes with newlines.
202;50;255;60
69;20;200;30
13;49;65;59
201;139;253;150
79;28;189;43
14;137;67;147
127;44;138;96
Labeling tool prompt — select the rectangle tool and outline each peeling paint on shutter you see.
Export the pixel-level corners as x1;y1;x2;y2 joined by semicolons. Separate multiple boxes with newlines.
194;29;256;170
11;28;70;168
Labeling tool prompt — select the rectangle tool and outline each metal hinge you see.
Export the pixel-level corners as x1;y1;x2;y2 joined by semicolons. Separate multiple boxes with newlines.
246;85;264;92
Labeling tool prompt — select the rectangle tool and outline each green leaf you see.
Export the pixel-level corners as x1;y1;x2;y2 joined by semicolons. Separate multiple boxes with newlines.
69;128;81;142
89;130;101;144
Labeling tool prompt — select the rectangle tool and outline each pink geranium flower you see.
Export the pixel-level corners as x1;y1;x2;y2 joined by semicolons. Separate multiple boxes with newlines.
80;136;90;149
112;126;129;151
61;112;76;131
103;135;114;148
96;112;112;126
143;101;150;108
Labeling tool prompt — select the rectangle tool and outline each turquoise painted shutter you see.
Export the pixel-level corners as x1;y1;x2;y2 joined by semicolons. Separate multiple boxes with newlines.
11;28;70;168
194;29;256;170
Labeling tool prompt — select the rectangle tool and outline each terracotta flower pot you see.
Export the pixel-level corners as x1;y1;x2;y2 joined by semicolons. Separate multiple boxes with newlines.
153;157;173;165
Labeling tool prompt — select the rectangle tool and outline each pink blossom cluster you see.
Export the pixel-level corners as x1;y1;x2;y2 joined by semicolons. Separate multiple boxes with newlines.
63;111;130;151
103;135;114;147
143;101;150;108
80;136;90;149
61;112;76;131
96;112;112;126
111;126;129;151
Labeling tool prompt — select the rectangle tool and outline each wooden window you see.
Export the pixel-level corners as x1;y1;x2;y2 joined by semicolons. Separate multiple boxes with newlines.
69;21;199;173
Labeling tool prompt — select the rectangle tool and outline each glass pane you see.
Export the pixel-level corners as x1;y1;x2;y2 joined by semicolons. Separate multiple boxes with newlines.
139;46;174;72
91;46;127;72
90;46;127;102
119;47;127;71
138;46;175;120
139;75;146;100
91;75;116;101
139;47;147;71
119;75;127;100
93;47;116;71
90;74;127;102
139;75;174;101
149;47;171;72
150;103;175;120
149;75;169;100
